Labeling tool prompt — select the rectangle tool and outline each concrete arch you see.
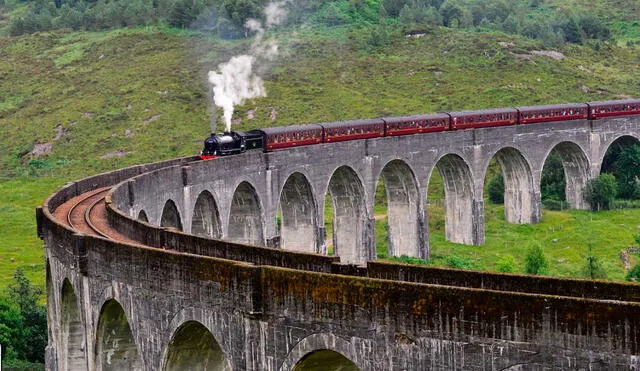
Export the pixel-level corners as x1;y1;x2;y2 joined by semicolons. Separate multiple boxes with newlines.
487;147;539;224
161;199;183;231
377;159;421;257
191;191;222;238
94;299;143;371
228;181;264;245
279;172;318;253
431;154;477;245
60;279;87;371
279;333;362;371
326;166;371;264
137;209;148;223
542;141;591;210
162;321;230;371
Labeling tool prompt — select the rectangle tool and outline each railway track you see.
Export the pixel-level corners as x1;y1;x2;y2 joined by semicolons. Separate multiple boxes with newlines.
53;186;138;244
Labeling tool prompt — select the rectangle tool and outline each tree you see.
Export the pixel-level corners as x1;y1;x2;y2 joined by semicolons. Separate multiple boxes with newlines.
541;152;566;202
611;144;640;199
399;2;440;26
501;13;520;34
223;0;260;29
525;244;548;275
487;173;504;204
584;173;617;211
560;17;582;44
383;0;409;17
0;296;24;361
7;268;47;364
579;15;610;40
439;0;463;27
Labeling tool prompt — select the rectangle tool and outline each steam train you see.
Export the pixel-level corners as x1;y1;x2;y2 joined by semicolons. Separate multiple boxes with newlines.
200;99;640;159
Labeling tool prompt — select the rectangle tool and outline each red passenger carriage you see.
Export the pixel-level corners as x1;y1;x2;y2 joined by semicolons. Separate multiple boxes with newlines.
518;103;588;124
449;108;518;130
322;118;385;143
383;113;450;136
588;99;640;119
259;124;324;151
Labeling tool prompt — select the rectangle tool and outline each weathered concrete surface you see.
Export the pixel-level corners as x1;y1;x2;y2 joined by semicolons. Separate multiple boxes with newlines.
42;116;640;371
120;116;640;264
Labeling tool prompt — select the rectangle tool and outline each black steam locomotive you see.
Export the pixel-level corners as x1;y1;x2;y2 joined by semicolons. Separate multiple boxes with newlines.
200;131;263;159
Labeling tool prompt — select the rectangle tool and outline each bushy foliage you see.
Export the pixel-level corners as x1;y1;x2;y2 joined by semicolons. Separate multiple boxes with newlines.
541;152;566;202
0;268;47;365
584;173;617;211
626;263;640;282
524;244;548;275
582;247;608;279
610;144;640;199
496;254;517;273
487;173;504;204
446;254;474;269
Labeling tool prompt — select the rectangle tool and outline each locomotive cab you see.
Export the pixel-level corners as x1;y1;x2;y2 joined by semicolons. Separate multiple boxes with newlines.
200;132;247;160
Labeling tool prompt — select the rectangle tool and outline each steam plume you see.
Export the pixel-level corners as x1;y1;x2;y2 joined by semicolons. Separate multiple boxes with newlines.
208;1;289;132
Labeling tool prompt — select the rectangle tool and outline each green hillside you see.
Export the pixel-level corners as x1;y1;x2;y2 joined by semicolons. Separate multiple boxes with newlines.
1;20;640;288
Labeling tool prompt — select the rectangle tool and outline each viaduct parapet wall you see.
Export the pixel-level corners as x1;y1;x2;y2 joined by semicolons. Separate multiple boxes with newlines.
41;116;640;370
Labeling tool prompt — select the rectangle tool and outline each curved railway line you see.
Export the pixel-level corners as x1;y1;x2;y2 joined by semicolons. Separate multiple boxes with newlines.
53;186;139;244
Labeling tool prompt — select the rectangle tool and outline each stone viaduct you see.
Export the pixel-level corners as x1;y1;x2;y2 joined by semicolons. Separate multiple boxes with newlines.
40;115;640;370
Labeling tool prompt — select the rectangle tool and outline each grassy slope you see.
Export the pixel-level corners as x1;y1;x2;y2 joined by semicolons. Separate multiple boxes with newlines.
1;24;639;288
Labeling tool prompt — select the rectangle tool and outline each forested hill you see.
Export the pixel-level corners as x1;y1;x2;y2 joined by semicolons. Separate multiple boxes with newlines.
2;0;639;45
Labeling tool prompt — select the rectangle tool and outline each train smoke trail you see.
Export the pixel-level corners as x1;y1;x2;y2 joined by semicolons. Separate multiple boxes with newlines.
208;1;288;132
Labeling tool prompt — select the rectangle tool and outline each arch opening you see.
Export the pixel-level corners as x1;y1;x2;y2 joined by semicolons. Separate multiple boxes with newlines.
61;280;87;371
600;136;640;201
228;182;264;245
325;166;370;264
542;142;590;210
429;154;476;245
292;349;359;371
163;321;229;371
490;148;538;224
161;200;183;231
95;300;143;371
191;191;221;238
376;160;420;258
279;173;317;253
137;210;149;223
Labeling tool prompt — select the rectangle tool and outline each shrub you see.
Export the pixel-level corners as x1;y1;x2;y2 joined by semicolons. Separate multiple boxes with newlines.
582;250;608;279
584;173;617;211
496;254;517;273
446;255;473;269
525;244;548;275
626;263;640;282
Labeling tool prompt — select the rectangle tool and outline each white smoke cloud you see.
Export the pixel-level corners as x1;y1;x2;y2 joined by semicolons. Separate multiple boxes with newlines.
208;1;290;132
